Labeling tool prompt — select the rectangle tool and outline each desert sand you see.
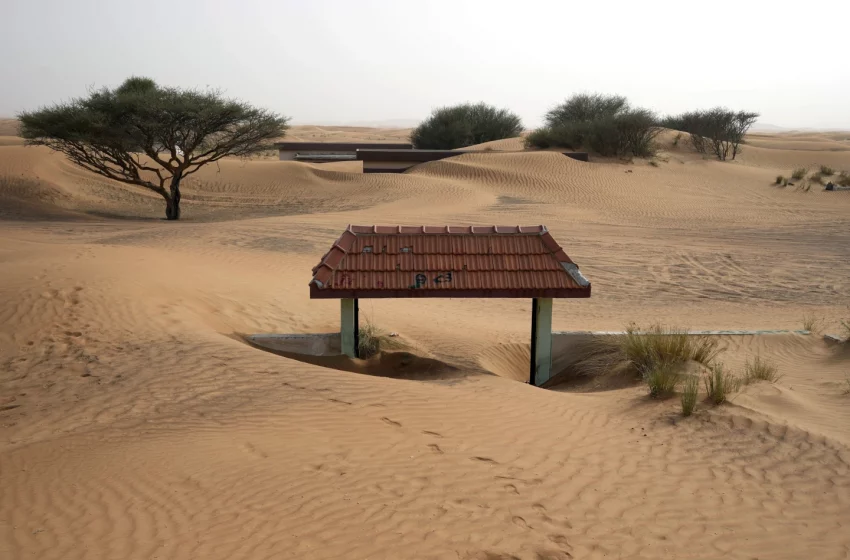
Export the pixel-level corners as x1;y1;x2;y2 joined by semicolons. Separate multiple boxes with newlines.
1;124;849;559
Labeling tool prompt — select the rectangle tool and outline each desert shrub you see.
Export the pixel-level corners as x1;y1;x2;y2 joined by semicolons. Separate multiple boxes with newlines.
704;363;741;404
744;355;781;383
775;175;784;185
644;361;680;398
791;167;807;180
836;172;850;187
819;165;835;176
681;376;700;416
810;172;824;185
410;102;523;149
662;108;759;160
672;132;681;147
526;93;661;158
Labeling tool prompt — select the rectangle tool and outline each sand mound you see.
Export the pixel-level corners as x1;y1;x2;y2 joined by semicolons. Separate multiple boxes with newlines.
2;126;850;559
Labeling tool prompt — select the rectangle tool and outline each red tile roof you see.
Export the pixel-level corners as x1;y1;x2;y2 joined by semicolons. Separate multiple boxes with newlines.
310;225;591;299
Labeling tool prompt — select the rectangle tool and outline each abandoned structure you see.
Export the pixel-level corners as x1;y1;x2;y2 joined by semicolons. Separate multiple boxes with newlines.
309;225;591;386
275;142;412;163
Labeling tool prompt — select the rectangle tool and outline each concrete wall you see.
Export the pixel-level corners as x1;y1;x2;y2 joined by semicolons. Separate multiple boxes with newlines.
247;333;341;356
278;150;354;161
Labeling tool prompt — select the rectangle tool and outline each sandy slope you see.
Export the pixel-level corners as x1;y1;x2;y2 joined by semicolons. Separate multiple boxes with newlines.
1;126;849;559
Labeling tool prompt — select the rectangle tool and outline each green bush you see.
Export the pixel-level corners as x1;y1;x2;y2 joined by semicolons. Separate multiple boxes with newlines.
526;93;661;158
681;376;699;416
410;103;523;149
791;167;807;180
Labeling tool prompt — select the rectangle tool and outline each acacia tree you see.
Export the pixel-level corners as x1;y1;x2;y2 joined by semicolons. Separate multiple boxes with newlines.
18;77;289;220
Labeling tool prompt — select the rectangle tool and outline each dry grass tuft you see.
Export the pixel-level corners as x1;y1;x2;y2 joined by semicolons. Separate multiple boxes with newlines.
681;376;699;416
704;363;741;405
836;172;850;187
791;167;807;180
571;324;724;398
358;321;382;359
357;321;406;359
744;355;781;384
819;165;835;176
802;313;823;333
622;324;722;373
643;361;680;398
774;175;784;185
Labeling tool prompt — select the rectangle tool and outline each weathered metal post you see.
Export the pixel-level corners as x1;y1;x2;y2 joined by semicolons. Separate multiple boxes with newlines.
531;298;554;386
341;298;359;358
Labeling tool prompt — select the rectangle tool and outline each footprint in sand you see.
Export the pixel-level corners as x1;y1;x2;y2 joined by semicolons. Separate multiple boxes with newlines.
381;417;402;427
471;456;498;464
427;443;444;454
511;516;529;529
422;430;443;438
503;483;519;494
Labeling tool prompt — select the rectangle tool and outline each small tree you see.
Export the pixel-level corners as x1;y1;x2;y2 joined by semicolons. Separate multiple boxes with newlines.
410;102;523;150
662;107;758;161
18;77;289;220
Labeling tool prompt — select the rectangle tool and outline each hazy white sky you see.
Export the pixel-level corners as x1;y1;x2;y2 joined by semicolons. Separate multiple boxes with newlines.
3;0;849;129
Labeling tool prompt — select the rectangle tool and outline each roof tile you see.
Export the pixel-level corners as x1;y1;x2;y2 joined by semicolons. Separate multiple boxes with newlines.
309;225;589;299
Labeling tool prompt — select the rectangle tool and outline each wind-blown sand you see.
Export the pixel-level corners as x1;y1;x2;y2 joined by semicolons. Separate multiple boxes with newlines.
1;125;849;559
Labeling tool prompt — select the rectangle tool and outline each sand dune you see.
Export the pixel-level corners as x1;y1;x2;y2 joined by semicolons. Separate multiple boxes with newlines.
1;126;849;559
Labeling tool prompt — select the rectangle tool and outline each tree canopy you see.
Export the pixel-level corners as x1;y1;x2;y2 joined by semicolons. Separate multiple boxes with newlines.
19;77;289;219
410;103;523;150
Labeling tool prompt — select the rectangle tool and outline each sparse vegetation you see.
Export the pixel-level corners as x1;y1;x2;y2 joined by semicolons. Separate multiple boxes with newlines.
410;102;523;150
744;355;781;384
357;321;382;359
18;76;288;220
643;362;680;398
357;321;406;359
809;172;824;185
775;175;784;185
622;324;722;375
836;171;850;187
801;313;823;333
569;324;724;399
525;93;662;158
843;375;850;395
791;167;807;180
672;133;681;147
704;363;741;405
681;376;699;416
661;108;759;161
819;165;835;176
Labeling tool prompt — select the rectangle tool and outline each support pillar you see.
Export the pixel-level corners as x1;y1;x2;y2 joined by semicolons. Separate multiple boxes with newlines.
340;298;359;358
530;298;553;386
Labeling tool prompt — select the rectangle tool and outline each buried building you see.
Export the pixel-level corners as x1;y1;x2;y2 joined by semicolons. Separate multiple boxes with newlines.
309;225;591;386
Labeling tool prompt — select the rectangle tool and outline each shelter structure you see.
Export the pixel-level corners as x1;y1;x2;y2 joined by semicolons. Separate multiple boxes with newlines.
356;149;590;173
309;225;591;386
275;142;413;163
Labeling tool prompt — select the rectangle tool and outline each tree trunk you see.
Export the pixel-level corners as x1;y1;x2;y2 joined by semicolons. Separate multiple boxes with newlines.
165;174;182;220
